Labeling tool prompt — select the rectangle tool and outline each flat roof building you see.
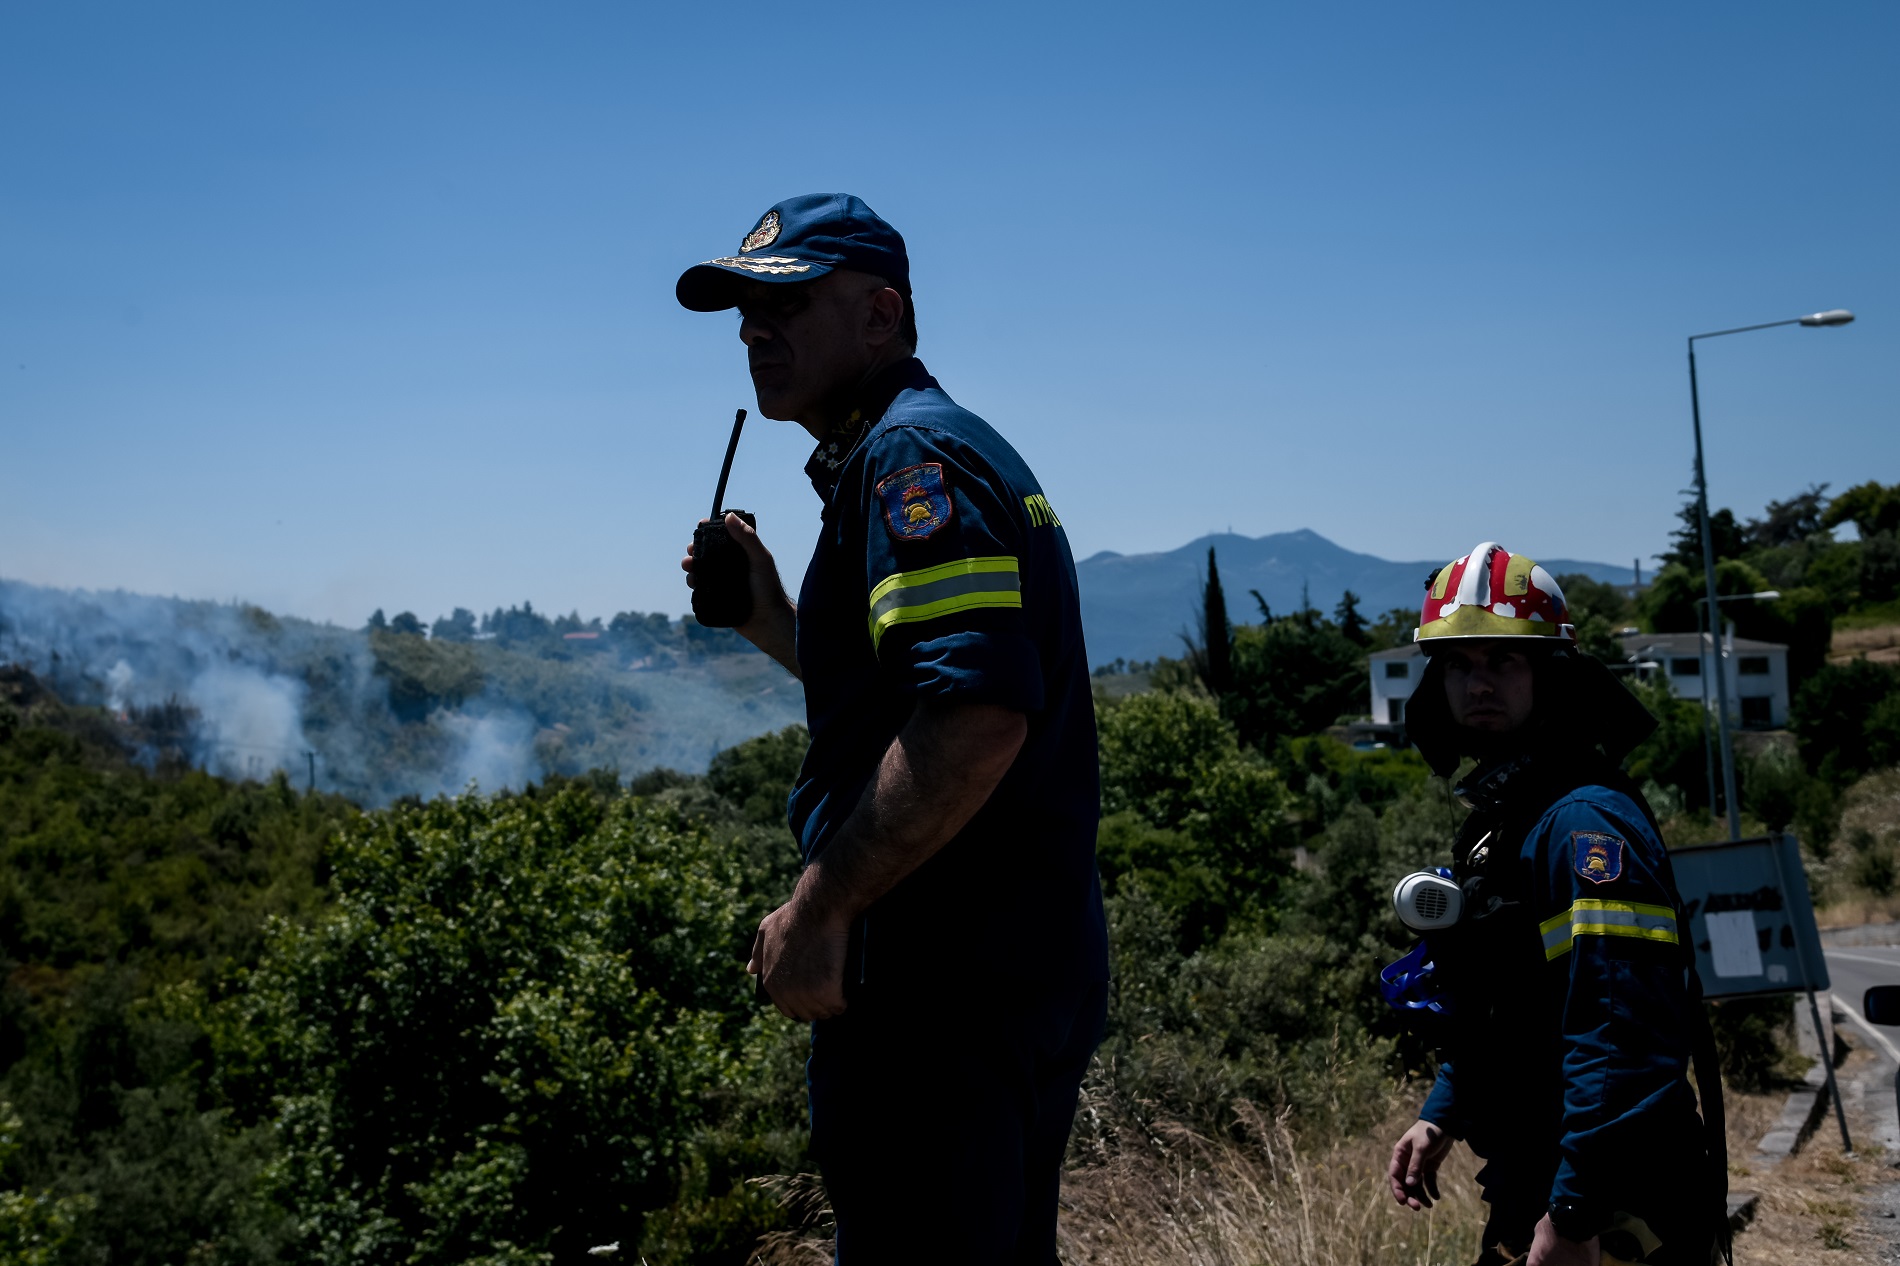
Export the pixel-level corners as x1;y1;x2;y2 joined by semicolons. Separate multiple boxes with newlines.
1363;628;1791;734
1618;630;1790;729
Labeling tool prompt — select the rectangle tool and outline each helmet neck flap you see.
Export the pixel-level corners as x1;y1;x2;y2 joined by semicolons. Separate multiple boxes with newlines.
1405;648;1659;781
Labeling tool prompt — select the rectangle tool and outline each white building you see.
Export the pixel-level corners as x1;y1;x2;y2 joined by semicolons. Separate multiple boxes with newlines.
1617;630;1792;729
1368;644;1425;726
1363;630;1792;732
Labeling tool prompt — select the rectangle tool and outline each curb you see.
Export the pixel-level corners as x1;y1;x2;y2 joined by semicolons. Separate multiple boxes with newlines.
1753;1075;1832;1161
1753;996;1842;1165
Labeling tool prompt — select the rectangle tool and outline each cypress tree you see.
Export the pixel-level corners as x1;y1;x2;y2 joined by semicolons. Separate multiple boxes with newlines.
1335;589;1368;645
1201;546;1233;696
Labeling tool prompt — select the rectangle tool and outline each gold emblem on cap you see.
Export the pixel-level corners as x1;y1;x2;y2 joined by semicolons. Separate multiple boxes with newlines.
741;210;781;253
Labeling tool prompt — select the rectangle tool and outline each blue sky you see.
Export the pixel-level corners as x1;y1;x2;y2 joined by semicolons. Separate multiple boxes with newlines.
4;3;1894;628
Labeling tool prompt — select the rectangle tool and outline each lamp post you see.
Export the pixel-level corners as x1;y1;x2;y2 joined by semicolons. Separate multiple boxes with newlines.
1695;590;1781;828
1687;310;1853;841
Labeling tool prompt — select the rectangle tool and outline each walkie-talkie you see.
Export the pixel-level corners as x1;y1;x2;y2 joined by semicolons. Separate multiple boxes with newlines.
690;409;755;628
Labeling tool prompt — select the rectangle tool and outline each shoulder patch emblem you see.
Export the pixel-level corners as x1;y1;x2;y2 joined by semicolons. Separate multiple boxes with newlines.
1572;831;1626;885
741;210;781;253
875;462;953;541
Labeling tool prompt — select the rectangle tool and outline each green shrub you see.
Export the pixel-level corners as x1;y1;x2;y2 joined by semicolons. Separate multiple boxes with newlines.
234;788;806;1264
0;1102;90;1266
1791;659;1900;785
1097;692;1292;937
1093;811;1226;952
1095;878;1395;1144
1223;619;1364;750
1098;691;1244;830
0;674;356;1265
1624;675;1712;812
1848;829;1897;897
1708;997;1801;1093
706;725;807;828
1741;744;1807;834
1273;735;1432;831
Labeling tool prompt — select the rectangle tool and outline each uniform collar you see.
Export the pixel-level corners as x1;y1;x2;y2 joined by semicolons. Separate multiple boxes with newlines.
1454;751;1540;814
804;357;936;498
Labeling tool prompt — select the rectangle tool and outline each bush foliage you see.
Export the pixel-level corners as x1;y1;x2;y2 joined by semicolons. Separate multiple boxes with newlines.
13;477;1900;1262
234;788;801;1264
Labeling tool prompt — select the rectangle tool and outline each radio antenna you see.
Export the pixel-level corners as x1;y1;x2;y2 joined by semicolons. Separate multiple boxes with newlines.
710;408;746;520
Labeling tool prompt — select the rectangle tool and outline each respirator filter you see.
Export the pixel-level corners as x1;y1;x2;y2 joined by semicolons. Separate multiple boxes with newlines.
1393;870;1463;932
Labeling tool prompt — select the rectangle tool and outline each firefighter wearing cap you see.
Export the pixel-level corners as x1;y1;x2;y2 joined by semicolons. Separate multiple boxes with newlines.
1384;544;1727;1266
675;195;1108;1263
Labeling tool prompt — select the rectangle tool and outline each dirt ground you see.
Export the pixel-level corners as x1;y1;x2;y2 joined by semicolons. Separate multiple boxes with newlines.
1830;625;1900;667
1725;1030;1900;1265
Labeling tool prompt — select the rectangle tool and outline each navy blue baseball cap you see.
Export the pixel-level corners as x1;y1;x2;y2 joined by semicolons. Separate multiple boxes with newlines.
675;193;910;312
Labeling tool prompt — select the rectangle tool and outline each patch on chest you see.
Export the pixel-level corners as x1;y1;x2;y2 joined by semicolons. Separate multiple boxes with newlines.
1572;831;1626;885
875;462;954;541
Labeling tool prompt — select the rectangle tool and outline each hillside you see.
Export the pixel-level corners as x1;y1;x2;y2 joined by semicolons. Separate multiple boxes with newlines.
1076;529;1635;666
0;527;1636;799
10;479;1900;1262
0;580;804;804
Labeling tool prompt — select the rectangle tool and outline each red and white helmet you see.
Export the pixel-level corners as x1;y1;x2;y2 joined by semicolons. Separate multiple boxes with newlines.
1415;541;1575;647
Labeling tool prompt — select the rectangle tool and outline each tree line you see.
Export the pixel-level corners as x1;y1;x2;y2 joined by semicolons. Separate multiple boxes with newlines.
7;479;1900;1262
365;603;753;663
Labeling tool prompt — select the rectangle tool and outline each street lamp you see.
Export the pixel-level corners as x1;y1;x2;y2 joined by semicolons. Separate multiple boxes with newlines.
1688;311;1853;841
1695;590;1781;826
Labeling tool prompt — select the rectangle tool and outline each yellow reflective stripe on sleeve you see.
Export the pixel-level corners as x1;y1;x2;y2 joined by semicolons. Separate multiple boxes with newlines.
867;556;1022;651
1540;898;1678;961
867;556;1018;608
1539;908;1575;959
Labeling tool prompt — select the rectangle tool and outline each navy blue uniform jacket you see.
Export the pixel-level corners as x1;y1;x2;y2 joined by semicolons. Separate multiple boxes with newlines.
787;358;1109;991
1421;784;1703;1218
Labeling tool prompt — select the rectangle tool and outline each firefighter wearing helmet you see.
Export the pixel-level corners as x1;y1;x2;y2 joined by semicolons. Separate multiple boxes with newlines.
1382;543;1728;1266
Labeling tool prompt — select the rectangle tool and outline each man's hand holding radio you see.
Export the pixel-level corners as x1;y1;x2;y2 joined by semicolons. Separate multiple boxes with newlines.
683;511;799;678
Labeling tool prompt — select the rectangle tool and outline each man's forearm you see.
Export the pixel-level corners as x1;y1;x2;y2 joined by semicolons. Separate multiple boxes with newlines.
740;599;800;678
796;700;1027;923
747;698;1027;1020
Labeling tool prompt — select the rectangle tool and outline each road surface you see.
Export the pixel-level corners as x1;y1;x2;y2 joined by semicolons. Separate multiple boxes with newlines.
1823;939;1900;1065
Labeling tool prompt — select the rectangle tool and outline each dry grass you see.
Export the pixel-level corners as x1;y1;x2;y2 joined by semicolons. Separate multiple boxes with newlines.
1055;1093;1483;1266
752;1050;1900;1265
1723;1106;1895;1264
748;1173;833;1266
1815;893;1900;930
1810;767;1900;924
1840;768;1900;847
750;1082;1484;1266
1829;624;1900;666
1722;1036;1900;1265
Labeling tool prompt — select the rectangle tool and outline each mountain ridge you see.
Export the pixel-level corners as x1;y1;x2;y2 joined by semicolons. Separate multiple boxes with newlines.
1076;528;1634;666
0;526;1637;793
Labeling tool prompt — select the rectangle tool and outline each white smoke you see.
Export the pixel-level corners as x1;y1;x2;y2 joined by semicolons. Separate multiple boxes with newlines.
106;659;135;712
438;710;537;796
0;577;805;806
187;664;310;781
